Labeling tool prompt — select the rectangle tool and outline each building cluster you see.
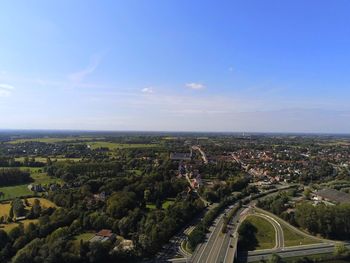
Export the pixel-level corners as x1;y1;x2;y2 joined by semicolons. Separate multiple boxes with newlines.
88;229;134;252
312;188;350;205
228;145;350;184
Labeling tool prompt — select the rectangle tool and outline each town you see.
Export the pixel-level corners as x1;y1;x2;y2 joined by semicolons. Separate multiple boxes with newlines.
0;132;349;263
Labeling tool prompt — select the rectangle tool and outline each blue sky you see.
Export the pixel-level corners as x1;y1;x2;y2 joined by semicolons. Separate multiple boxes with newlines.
0;0;350;133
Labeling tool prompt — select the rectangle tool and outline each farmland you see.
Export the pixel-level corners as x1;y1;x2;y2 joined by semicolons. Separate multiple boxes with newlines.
9;137;99;144
83;141;160;150
0;197;57;232
0;167;61;200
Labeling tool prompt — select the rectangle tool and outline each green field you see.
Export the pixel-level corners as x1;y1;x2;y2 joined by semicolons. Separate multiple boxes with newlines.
73;232;95;246
15;157;82;163
0;197;57;232
146;198;175;210
282;223;321;247
0;197;57;217
244;215;276;250
255;208;322;247
281;253;348;263
127;169;143;176
0;219;39;232
9;137;97;144
84;141;159;150
0;167;61;200
29;170;62;185
0;184;32;200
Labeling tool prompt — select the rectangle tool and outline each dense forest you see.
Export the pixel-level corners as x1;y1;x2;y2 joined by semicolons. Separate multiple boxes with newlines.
0;169;32;186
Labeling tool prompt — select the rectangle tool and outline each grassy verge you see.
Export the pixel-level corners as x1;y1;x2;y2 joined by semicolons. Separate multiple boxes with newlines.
282;223;320;247
244;215;276;250
255;207;322;246
282;253;350;263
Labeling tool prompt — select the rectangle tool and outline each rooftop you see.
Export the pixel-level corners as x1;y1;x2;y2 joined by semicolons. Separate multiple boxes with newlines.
316;188;350;204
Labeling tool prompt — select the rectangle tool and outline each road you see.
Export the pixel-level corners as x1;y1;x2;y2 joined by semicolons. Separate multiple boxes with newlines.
243;243;350;262
252;213;284;249
163;186;331;263
192;146;208;164
238;207;349;262
191;204;243;263
190;189;292;263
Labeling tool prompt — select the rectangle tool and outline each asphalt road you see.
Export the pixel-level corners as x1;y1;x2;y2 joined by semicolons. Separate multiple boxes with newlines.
191;204;244;263
243;243;346;262
216;211;243;263
252;213;284;249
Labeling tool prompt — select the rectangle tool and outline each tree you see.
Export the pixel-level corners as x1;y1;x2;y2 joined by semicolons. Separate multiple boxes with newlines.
155;198;162;210
144;189;151;202
188;227;205;250
12;199;25;218
30;199;41;218
334;242;348;256
268;253;282;263
87;241;111;263
303;188;311;199
106;192;137;219
0;230;9;249
238;221;258;251
8;205;14;221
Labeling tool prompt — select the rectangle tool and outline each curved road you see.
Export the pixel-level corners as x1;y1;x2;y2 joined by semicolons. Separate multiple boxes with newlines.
251;213;285;249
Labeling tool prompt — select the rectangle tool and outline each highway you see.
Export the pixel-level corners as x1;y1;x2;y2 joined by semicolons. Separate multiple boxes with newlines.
238;207;349;262
191;205;243;263
164;186;335;263
190;189;291;263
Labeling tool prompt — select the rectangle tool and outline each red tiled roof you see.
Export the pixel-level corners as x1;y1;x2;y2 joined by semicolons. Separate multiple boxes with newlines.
96;229;113;237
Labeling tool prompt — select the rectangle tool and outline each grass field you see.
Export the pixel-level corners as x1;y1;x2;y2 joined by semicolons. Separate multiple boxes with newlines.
27;198;57;209
281;253;347;263
245;215;276;250
255;207;322;247
146;198;175;210
72;232;95;249
0;197;56;232
84;141;159;150
9;137;98;144
0;197;57;217
29;170;62;185
15;157;82;163
0;185;32;200
73;232;95;243
127;169;143;176
0;219;39;232
282;223;321;247
0;167;61;200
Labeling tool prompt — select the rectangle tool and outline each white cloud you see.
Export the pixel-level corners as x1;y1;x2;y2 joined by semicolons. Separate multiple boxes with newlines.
0;84;14;90
141;87;154;93
185;82;205;90
0;83;14;97
69;54;102;83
